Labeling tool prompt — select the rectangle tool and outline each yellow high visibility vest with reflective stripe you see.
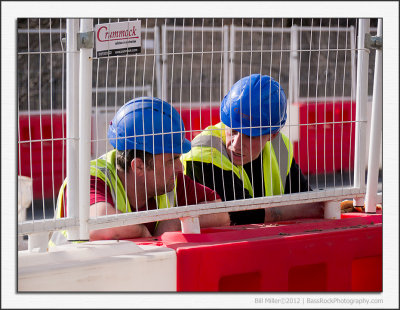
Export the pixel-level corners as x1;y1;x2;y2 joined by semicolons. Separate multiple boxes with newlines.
180;122;293;197
49;150;176;247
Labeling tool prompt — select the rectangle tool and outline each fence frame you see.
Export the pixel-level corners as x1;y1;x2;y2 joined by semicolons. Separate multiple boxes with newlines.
17;18;382;251
353;19;370;206
65;18;80;241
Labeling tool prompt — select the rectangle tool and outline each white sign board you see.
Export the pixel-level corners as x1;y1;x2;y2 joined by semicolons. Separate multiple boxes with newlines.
95;20;141;57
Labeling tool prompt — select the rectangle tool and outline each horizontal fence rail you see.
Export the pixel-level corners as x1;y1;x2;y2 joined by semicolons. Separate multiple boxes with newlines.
19;188;372;235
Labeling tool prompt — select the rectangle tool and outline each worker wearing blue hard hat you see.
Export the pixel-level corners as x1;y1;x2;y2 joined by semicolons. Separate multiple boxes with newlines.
50;97;230;246
181;74;324;224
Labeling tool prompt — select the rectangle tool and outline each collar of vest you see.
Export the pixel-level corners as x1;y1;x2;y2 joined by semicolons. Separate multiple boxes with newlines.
93;150;177;211
185;125;293;196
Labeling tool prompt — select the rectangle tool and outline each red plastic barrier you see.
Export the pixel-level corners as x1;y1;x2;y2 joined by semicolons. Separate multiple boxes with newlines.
18;113;67;200
134;214;382;292
178;106;220;141
18;107;220;200
293;101;356;175
18;102;358;199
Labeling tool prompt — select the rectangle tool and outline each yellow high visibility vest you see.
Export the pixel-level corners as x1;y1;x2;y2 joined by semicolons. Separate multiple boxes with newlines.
180;122;293;197
49;150;176;247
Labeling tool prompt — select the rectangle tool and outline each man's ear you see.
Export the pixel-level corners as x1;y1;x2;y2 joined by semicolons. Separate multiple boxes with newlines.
131;158;145;177
270;132;279;141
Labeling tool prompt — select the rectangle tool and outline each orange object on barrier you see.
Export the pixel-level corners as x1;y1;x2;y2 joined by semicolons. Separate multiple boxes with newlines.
340;200;383;213
134;214;382;292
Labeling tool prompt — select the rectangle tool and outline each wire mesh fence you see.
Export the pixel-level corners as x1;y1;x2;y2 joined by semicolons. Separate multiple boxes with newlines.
17;18;381;247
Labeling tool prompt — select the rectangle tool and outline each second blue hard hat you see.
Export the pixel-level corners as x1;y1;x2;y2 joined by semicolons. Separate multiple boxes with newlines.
220;74;287;136
107;97;191;154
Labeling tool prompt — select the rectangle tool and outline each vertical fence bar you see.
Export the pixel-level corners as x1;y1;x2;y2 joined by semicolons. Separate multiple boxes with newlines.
229;24;235;89
350;26;356;101
223;25;229;96
289;25;299;105
161;25;167;101
154;25;162;99
353;19;370;206
78;19;93;240
66;19;80;240
365;19;382;213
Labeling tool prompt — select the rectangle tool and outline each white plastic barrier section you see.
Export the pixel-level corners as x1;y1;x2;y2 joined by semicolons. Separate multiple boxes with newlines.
18;240;177;291
18;176;32;251
18;176;32;222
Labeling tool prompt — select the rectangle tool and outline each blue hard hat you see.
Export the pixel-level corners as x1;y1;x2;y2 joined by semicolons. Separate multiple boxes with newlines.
107;97;191;154
220;74;287;136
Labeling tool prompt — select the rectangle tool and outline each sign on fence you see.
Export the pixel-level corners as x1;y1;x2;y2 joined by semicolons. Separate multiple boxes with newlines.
95;20;141;57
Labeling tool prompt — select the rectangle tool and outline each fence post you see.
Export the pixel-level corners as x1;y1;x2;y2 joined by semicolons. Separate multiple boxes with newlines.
66;18;80;240
28;232;50;252
353;19;370;206
324;201;341;219
78;19;93;241
180;217;201;234
365;19;382;213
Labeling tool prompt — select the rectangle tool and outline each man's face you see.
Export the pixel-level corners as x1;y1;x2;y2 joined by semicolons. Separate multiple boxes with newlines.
225;127;275;165
145;153;183;196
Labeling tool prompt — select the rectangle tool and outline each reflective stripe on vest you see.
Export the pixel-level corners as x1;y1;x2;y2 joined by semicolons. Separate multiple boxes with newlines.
181;122;293;197
271;132;289;191
49;149;176;247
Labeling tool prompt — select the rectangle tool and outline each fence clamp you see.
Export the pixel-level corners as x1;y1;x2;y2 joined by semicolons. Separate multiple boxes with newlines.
365;33;382;50
77;31;94;49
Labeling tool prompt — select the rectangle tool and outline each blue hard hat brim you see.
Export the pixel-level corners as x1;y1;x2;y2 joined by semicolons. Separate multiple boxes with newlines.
221;113;286;137
238;125;282;137
180;138;192;154
109;131;192;154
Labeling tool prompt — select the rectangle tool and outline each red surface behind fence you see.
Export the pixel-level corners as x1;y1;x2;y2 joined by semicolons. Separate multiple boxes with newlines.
134;213;382;292
18;107;220;200
178;106;221;141
293;101;356;175
18;103;357;200
18;113;67;200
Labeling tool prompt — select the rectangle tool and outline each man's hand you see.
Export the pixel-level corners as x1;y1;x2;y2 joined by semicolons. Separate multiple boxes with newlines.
264;202;324;223
198;199;231;228
153;218;181;236
89;202;152;240
154;199;231;236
